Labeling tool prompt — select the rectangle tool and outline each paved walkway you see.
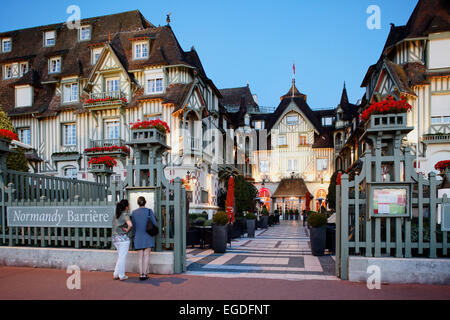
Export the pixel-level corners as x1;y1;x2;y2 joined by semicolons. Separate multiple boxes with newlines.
186;220;337;281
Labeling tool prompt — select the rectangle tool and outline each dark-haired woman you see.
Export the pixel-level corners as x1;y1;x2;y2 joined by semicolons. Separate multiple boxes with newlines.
132;196;158;280
112;199;132;281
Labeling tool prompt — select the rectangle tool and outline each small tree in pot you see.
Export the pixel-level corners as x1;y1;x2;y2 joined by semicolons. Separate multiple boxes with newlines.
212;211;229;253
261;206;269;228
245;212;256;238
307;211;328;256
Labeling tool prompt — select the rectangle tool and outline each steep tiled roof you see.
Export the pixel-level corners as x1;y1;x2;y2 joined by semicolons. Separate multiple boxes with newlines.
266;81;321;132
0;10;217;118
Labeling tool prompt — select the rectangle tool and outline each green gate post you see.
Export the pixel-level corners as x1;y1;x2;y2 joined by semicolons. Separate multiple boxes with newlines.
340;174;349;280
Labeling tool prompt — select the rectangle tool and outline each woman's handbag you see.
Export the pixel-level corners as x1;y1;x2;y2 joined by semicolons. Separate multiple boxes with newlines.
146;210;159;237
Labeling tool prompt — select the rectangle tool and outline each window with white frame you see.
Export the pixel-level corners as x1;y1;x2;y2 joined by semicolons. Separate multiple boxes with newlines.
4;62;28;79
106;78;120;96
44;31;55;47
15;85;33;107
49;57;61;73
288;159;298;172
259;160;269;173
147;78;163;94
254;121;264;130
322;117;333;127
145;114;162;121
62;123;76;146
79;26;91;41
104;120;120;140
20;62;28;76
3;64;12;79
317;158;328;171
64;166;78;179
431;116;450;124
278;135;287;146
18;128;31;145
134;41;149;60
2;38;11;52
92;47;103;65
286;115;299;125
63;82;78;103
245;115;250;126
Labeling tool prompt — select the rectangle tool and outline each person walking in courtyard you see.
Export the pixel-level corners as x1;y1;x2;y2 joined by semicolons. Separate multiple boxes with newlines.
112;199;132;281
132;196;158;281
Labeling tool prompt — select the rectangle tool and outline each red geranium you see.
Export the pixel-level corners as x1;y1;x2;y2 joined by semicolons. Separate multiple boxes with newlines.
0;129;19;141
85;145;130;154
85;97;128;104
88;156;117;168
130;119;170;134
435;160;450;171
360;96;412;123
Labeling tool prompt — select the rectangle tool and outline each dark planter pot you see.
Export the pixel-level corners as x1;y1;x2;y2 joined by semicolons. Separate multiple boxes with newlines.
310;226;326;256
326;223;336;254
213;224;228;253
261;215;269;229
246;219;256;238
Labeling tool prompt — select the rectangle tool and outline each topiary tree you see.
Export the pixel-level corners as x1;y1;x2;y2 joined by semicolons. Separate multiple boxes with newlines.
327;171;339;211
0;108;29;172
234;175;258;214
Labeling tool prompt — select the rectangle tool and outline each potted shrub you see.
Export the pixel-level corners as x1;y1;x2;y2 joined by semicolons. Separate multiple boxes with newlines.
294;209;299;220
307;211;328;256
212;211;229;253
245;212;256;238
261;206;269;228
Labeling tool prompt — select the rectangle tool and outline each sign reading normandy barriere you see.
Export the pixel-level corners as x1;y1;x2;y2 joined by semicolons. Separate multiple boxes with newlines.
7;206;115;228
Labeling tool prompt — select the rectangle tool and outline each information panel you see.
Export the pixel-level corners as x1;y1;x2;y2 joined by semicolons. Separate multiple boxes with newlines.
369;184;410;218
7;206;115;228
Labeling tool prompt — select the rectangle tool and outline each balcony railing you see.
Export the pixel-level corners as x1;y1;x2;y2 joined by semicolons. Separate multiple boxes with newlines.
89;138;126;149
422;134;450;144
84;91;128;109
85;138;129;157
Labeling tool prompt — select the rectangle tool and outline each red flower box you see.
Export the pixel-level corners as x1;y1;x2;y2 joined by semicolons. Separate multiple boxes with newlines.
435;160;450;171
0;129;18;141
360;96;412;123
85;145;130;154
85;97;128;104
88;156;117;168
130;119;170;134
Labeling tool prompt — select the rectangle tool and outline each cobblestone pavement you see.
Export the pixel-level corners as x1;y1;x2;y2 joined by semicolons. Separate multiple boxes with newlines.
186;220;338;281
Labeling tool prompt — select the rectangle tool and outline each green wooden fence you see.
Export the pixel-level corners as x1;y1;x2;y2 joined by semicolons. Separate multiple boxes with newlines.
336;114;450;280
0;170;110;248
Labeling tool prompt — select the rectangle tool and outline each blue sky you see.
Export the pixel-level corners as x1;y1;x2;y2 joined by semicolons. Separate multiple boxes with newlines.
1;0;418;109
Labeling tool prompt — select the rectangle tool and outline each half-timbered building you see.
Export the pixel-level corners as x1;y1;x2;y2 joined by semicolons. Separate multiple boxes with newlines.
338;0;450;175
0;10;224;215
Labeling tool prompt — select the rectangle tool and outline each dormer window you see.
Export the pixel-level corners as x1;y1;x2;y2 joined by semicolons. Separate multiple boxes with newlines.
147;78;163;94
91;47;103;65
322;117;333;127
44;31;55;47
63;82;79;103
2;38;11;53
15;85;33;107
3;62;28;79
245;114;250;126
134;41;149;60
49;57;61;74
286;115;299;125
79;26;91;41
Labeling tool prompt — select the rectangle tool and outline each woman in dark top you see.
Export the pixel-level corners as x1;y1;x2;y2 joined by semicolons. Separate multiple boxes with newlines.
132;196;158;280
112;199;132;281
